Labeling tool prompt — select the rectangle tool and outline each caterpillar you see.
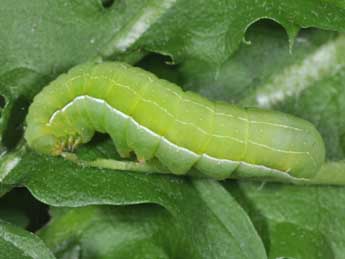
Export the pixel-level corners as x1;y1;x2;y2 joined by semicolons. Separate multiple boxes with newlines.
24;62;325;181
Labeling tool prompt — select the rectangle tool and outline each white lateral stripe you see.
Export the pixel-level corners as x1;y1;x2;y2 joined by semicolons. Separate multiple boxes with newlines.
56;74;246;144
47;96;311;167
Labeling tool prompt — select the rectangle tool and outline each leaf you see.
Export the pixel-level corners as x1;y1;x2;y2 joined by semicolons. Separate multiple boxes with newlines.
38;180;267;259
132;0;345;67
0;219;55;259
191;179;266;258
39;205;174;259
3;141;267;258
156;21;340;106
0;0;148;77
0;209;28;230
225;181;345;259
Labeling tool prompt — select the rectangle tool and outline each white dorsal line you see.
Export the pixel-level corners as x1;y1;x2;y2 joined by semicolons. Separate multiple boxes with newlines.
48;95;312;163
136;98;246;143
98;73;305;132
149;79;305;132
53;67;305;133
60;72;305;133
94;74;305;133
243;108;250;161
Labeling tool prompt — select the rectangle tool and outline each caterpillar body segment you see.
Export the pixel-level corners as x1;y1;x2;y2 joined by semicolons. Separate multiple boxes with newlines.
25;62;326;180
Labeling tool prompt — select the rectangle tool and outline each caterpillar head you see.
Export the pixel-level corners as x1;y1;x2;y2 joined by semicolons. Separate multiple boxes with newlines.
24;123;82;155
25;129;60;156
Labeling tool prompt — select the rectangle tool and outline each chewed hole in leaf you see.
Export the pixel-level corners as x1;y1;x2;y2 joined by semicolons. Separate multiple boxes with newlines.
101;0;115;8
243;18;290;46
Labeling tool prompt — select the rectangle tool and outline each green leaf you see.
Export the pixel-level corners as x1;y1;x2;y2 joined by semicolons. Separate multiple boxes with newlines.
0;209;29;230
39;206;173;259
225;181;344;259
0;219;55;259
132;0;345;66
39;182;267;259
3;141;267;258
171;22;340;104
0;0;148;77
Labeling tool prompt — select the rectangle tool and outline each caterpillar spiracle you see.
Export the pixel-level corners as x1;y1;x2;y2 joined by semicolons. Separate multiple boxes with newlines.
25;62;325;181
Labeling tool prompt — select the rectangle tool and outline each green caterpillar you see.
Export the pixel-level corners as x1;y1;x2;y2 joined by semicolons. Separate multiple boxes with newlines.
24;62;325;181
